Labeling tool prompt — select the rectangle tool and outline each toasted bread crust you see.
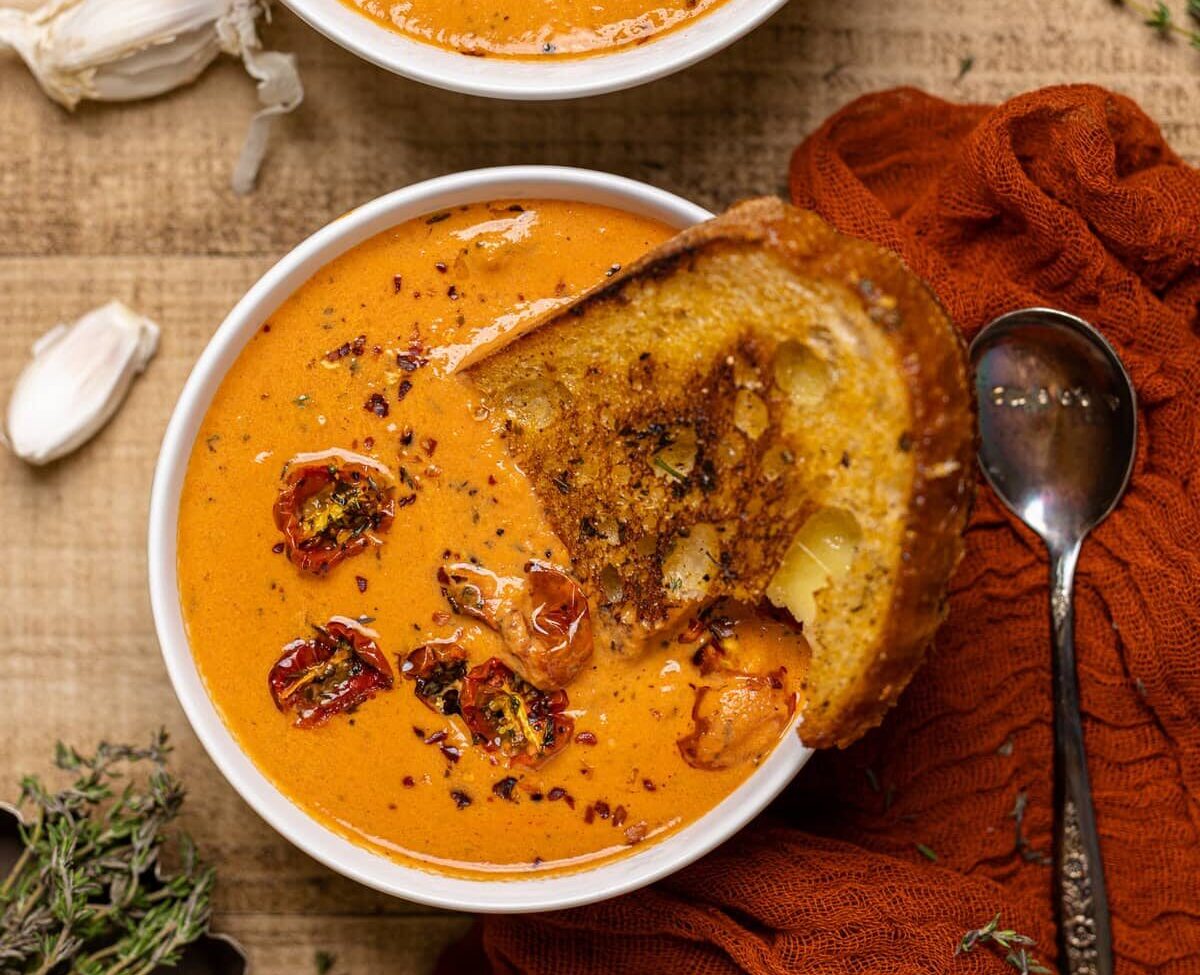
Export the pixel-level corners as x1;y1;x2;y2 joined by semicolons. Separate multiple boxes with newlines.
467;199;974;748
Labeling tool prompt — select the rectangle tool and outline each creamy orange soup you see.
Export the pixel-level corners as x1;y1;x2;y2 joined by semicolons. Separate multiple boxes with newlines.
343;0;729;58
179;199;805;878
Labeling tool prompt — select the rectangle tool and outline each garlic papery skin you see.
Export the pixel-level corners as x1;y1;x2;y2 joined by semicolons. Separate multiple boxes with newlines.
0;0;302;194
3;302;159;466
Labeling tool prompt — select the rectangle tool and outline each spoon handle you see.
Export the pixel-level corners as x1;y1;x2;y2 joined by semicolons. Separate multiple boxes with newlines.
1050;542;1113;975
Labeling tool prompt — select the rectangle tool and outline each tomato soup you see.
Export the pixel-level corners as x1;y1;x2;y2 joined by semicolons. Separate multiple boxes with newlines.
342;0;729;58
178;200;806;878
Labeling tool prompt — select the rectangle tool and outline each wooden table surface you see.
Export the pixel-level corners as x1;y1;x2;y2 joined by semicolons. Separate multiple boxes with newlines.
1;1;1196;972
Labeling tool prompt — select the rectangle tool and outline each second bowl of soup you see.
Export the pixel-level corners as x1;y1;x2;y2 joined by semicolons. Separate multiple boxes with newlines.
281;0;789;99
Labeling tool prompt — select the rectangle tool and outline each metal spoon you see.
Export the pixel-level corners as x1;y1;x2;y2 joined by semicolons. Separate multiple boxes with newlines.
970;307;1136;975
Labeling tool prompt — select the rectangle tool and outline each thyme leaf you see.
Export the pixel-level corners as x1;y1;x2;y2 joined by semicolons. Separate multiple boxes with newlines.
957;914;1048;974
1115;0;1200;44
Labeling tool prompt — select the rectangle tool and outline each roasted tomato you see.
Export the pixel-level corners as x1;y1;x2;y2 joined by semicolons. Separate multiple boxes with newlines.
677;671;794;770
437;560;593;688
401;641;468;715
459;658;573;766
274;449;396;575
514;561;593;689
269;617;393;728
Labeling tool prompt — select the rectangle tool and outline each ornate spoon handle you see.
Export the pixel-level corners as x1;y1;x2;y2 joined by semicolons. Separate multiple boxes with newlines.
1050;542;1113;975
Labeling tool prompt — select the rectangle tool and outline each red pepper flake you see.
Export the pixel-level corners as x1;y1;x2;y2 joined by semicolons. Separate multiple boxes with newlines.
574;731;598;746
355;576;368;593
351;334;367;356
435;262;447;273
426;212;451;225
400;427;414;447
612;805;628;828
493;776;519;801
584;806;595;825
262;323;272;333
447;285;459;301
396;351;427;371
393;274;403;294
593;801;611;820
271;542;285;555
424;729;448;745
547;787;567;801
412;725;426;739
402;776;415;788
642;778;656;792
397;493;417;508
440;744;461;763
450;790;472;809
397;380;413;401
325;341;352;361
363;436;375;450
365;392;389;418
422;437;438;456
487;474;497;486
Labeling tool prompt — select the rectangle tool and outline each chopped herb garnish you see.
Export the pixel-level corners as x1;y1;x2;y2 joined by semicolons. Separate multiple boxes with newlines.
915;842;938;862
653;456;687;482
315;950;336;975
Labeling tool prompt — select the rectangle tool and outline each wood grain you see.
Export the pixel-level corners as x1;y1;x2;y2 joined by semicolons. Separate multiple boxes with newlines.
1;1;1196;971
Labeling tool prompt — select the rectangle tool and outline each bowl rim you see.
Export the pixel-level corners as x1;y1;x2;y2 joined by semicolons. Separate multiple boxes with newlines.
148;165;814;913
278;0;790;100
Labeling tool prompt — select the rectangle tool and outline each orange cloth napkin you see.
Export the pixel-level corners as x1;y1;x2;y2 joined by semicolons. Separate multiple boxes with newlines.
460;85;1200;974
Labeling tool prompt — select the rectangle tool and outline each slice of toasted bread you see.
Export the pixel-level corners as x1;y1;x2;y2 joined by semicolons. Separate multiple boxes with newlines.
464;198;974;748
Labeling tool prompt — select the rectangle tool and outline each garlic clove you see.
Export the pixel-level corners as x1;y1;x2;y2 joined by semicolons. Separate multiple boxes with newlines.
0;0;302;194
3;301;159;466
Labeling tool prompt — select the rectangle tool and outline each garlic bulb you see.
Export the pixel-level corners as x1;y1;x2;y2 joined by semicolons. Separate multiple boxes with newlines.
3;302;159;466
0;0;302;194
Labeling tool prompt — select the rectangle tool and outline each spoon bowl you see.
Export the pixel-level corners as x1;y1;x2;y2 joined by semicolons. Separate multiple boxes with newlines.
972;307;1137;553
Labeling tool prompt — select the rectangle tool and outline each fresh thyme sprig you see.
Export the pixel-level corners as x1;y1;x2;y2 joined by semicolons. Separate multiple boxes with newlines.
957;914;1051;974
1117;0;1200;48
0;731;215;975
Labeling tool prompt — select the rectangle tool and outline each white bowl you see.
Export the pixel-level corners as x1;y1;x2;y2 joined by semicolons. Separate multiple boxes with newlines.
149;166;814;912
280;0;789;100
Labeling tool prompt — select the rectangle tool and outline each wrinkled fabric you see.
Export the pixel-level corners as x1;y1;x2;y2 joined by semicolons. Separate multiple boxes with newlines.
466;86;1200;975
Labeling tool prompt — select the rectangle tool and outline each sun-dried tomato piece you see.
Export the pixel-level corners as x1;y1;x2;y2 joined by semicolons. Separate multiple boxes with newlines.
401;641;468;715
459;658;573;767
274;449;396;575
517;561;593;688
269;617;393;729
